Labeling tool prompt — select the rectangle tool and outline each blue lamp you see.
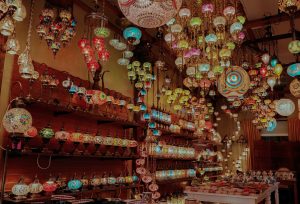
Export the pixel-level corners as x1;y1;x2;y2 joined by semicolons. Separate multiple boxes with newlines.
123;27;142;44
287;63;300;77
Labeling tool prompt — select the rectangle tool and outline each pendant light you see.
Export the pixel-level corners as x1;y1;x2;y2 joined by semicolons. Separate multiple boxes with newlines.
18;0;35;79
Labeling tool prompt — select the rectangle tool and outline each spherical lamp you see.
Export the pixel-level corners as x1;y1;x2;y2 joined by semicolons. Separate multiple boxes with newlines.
123;26;142;44
2;108;32;136
275;98;295;116
118;0;182;28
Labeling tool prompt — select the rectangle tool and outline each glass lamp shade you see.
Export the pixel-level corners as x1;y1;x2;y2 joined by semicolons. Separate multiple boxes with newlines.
230;22;243;35
6;0;22;11
118;58;130;66
178;39;189;49
205;33;217;44
24;126;38;138
202;3;214;15
275;98;295;116
198;63;210;72
237;31;245;41
270;57;278;67
186;66;196;76
223;6;236;18
2;108;32;135
94;27;110;38
78;37;89;49
287;63;300;77
114;41;127;50
11;181;29;198
179;8;191;18
87;60;100;72
13;3;26;21
41;8;55;22
67;179;82;190
29;179;43;194
261;53;270;64
42;180;57;192
174;87;183;94
140;103;147;111
170;24;183;33
267;119;277;132
189;17;202;27
289;78;300;97
109;38;119;47
219;48;231;59
5;35;20;55
55;130;70;141
93;36;105;49
267;76;276;91
123;27;142;43
213;16;226;29
123;50;134;58
98;49;110;62
164;33;175;43
288;40;300;54
118;0;182;28
273;63;283;77
175;57;185;66
0;2;8;14
59;9;72;22
39;126;55;139
0;16;14;36
237;15;246;24
226;41;236;50
132;60;141;67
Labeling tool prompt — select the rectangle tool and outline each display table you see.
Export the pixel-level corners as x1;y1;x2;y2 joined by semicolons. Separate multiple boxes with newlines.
184;183;279;204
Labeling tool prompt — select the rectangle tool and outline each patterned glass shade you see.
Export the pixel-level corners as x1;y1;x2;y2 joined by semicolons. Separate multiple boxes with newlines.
118;0;182;28
2;108;32;134
123;26;142;41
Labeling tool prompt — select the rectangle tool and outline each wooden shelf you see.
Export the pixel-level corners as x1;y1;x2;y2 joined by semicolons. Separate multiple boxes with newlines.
8;149;139;160
193;141;223;147
28;100;140;129
154;157;195;161
158;128;198;140
3;184;143;203
157;178;194;184
194;161;222;165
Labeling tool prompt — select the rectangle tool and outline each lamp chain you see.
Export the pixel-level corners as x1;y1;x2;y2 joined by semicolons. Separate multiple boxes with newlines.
36;154;52;170
26;0;35;51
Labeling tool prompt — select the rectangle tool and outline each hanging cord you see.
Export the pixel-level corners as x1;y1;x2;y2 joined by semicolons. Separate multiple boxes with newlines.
26;0;35;50
36;154;52;170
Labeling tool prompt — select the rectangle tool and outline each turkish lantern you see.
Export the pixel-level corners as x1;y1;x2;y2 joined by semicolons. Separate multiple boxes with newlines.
260;66;267;77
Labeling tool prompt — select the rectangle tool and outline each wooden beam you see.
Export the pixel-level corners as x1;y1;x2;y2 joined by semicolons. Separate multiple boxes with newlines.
244;11;300;29
243;32;300;46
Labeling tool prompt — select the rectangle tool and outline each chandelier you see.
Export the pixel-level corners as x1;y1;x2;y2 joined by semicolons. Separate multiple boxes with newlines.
127;61;155;90
78;0;110;75
18;0;36;79
164;0;246;94
278;0;300;14
0;0;26;36
36;2;77;56
118;0;182;28
1;0;26;55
